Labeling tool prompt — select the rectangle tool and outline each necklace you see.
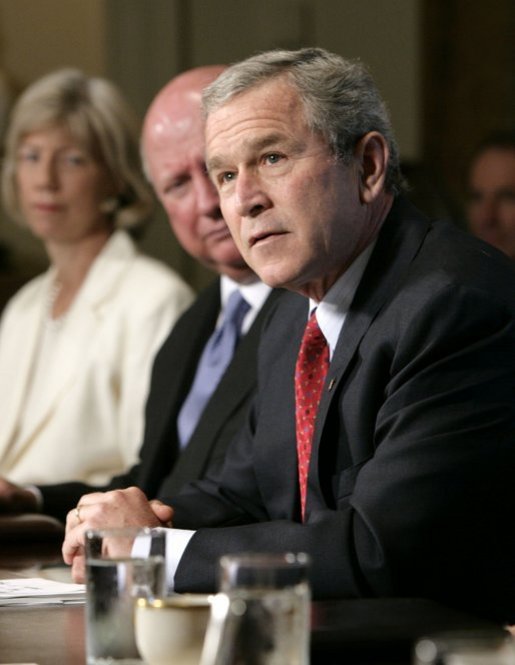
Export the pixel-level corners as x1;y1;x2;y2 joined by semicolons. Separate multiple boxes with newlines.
46;279;66;330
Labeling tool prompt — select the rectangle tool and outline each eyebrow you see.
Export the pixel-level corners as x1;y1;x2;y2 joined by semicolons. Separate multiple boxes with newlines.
207;131;292;173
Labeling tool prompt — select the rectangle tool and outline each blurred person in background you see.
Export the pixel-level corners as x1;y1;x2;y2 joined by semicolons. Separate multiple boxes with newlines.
0;65;279;520
466;130;515;260
0;68;193;486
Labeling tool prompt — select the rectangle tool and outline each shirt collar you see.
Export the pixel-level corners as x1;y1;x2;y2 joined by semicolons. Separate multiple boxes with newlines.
309;240;377;356
220;274;271;313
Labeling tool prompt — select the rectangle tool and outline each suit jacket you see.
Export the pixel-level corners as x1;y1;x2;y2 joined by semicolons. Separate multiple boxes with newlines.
40;280;282;520
0;231;193;485
169;198;515;623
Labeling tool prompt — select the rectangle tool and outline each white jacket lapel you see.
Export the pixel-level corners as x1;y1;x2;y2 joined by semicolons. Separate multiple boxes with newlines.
0;231;136;463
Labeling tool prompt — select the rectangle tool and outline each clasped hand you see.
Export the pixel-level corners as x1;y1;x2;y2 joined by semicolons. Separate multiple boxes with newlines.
61;486;173;582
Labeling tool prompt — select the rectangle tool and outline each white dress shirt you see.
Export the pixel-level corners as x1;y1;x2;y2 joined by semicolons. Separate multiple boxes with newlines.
220;274;272;335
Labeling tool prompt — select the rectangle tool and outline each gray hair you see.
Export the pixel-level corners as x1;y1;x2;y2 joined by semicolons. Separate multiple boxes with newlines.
2;68;153;228
202;47;404;194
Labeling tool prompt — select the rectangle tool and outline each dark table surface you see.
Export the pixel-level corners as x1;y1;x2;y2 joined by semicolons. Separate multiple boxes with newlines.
0;519;509;665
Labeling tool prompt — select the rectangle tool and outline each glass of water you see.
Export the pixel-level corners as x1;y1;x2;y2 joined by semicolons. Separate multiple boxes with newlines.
200;552;311;665
85;526;166;665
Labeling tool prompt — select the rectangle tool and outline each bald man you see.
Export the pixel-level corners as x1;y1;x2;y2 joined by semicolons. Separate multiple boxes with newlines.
0;66;281;520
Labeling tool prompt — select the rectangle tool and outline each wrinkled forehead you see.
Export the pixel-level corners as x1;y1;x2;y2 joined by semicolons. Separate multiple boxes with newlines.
205;78;308;153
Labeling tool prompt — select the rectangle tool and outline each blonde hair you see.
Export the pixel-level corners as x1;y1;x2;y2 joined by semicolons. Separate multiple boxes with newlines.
2;68;153;228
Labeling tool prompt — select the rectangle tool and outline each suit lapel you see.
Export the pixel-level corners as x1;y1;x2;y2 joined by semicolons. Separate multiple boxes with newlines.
193;289;283;439
166;283;222;420
308;199;431;507
316;198;430;425
163;289;284;493
252;292;308;518
136;280;222;494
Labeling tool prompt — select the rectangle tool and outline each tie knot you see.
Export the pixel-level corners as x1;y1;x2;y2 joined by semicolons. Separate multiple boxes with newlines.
302;310;326;351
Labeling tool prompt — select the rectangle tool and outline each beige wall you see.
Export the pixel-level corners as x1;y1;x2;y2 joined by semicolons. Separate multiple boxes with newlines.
187;0;421;160
0;0;106;84
312;0;421;161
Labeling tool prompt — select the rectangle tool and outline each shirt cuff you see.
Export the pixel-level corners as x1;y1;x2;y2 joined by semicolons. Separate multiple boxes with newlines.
132;527;195;594
165;528;196;592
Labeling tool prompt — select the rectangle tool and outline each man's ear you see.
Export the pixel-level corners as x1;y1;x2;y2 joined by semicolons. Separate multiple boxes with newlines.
354;131;389;204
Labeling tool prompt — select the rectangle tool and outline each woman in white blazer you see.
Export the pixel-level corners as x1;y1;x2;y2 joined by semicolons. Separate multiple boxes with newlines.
0;69;193;486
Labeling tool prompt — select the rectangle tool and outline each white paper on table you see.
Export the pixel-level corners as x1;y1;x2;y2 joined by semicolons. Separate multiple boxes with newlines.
0;577;85;606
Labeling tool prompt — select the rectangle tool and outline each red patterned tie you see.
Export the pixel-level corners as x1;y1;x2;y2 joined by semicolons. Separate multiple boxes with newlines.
295;310;330;521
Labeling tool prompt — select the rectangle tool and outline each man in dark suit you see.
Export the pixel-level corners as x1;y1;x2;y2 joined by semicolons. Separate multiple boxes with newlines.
0;66;280;521
64;49;515;622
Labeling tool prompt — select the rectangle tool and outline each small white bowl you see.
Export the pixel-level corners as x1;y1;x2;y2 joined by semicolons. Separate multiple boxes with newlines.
135;594;212;665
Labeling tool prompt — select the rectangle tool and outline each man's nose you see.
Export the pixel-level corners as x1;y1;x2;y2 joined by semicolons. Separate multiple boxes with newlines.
234;171;268;218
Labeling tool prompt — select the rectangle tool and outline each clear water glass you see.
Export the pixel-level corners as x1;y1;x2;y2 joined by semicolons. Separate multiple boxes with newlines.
201;552;311;665
85;526;166;665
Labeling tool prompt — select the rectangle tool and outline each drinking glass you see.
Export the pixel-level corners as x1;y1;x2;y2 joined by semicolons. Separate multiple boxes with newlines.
200;552;311;665
85;526;166;665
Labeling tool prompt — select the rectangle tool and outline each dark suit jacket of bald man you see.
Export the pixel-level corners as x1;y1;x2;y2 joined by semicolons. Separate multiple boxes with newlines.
39;282;283;522
167;197;515;623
